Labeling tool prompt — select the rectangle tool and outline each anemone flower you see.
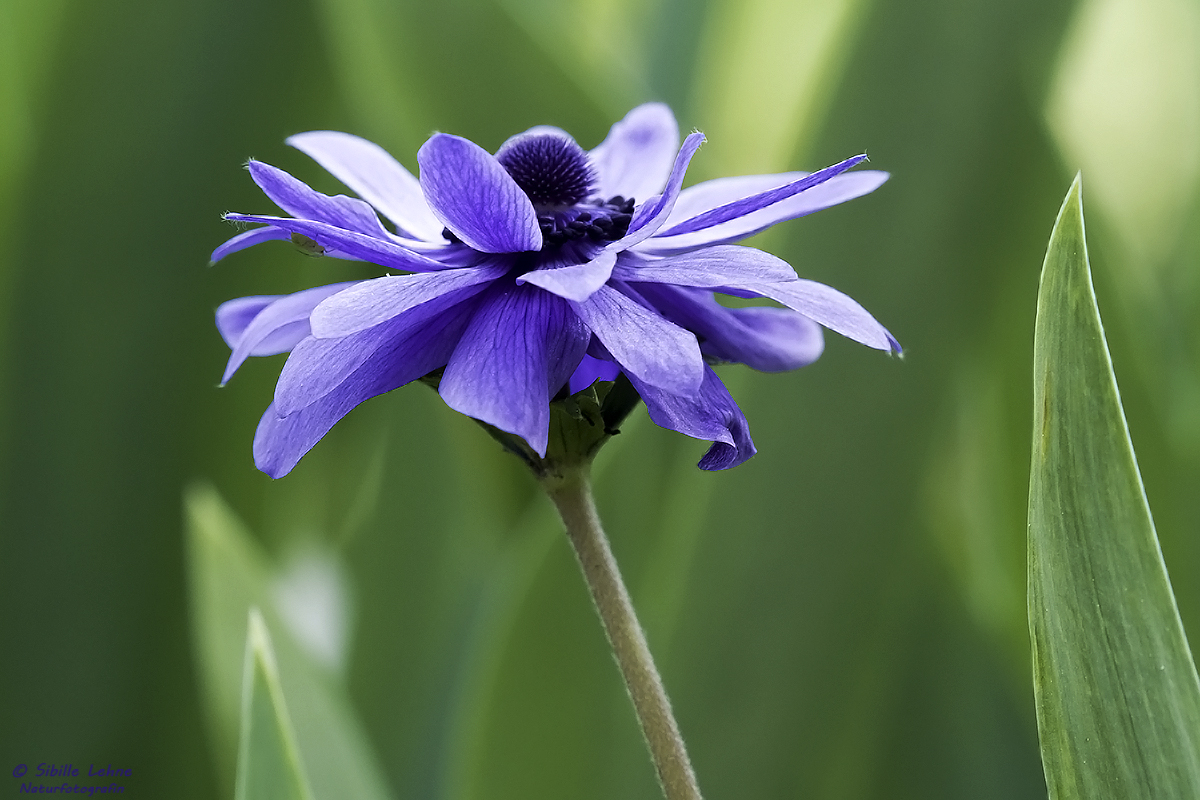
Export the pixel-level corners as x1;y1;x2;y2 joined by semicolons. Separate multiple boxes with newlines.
214;103;899;478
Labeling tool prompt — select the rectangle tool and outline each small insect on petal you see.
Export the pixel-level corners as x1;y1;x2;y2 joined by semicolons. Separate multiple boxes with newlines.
291;232;325;257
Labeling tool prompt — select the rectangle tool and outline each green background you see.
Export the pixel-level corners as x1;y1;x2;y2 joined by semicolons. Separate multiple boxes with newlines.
1;0;1197;797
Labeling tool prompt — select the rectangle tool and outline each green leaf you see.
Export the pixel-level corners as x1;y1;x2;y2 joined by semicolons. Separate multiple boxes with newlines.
186;483;394;800
1028;175;1200;798
235;609;316;800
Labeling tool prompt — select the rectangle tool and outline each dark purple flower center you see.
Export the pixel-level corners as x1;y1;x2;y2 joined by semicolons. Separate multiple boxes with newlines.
441;195;635;249
496;133;596;207
536;196;635;247
442;133;637;251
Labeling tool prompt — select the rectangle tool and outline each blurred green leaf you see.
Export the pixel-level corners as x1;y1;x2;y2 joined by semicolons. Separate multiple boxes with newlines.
491;0;651;115
0;0;67;199
1028;175;1200;798
0;0;68;460
186;483;394;800
235;609;316;800
1047;0;1200;266
437;426;658;800
690;0;872;175
308;0;608;163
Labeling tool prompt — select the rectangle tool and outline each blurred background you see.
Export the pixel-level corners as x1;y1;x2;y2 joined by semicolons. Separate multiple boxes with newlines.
1;0;1198;797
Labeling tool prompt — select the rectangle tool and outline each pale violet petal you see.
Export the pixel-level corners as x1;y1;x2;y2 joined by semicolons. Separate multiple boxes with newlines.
653;155;868;237
590;103;680;202
210;226;290;264
613;245;799;285
247;161;391;238
216;295;276;348
570;284;704;394
607;132;705;251
274;286;479;416
516;251;617;302
309;263;507;338
287;130;445;240
223;214;453;272
613;247;899;352
220;282;359;384
636;283;824;372
643;170;888;255
567;353;622;394
757;280;901;353
662;172;808;227
439;283;589;456
417;133;541;253
628;365;756;470
254;300;473;477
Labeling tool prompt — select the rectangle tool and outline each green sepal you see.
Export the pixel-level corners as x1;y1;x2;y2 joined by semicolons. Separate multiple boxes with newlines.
418;370;641;480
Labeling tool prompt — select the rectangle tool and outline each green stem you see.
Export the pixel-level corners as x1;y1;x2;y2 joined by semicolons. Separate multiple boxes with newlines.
543;468;703;800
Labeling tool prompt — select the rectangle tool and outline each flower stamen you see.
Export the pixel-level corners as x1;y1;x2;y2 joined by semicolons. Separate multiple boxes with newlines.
537;196;635;248
496;133;596;208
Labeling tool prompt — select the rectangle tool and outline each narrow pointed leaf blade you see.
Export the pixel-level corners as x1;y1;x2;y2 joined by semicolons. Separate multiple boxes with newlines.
1028;175;1200;798
186;484;394;800
236;609;316;800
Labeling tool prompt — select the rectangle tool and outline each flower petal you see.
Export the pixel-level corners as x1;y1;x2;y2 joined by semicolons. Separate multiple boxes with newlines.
216;295;275;348
628;365;756;470
662;173;808;224
286;130;445;240
247;160;391;237
210;225;290;265
254;401;337;479
274;284;481;416
754;280;900;353
439;283;590;456
567;353;621;394
612;247;899;352
571;284;704;393
609;132;705;250
220;282;359;384
222;214;453;272
613;245;799;285
516;251;616;302
254;292;479;478
653;154;868;237
635;283;824;372
309;263;508;338
417;133;542;253
639;171;889;255
590;103;681;202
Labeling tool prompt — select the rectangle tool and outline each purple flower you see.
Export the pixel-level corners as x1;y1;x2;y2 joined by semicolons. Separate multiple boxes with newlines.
214;103;899;478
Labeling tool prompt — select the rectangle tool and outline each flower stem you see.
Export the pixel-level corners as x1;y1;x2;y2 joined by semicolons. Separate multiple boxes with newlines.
543;467;703;800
